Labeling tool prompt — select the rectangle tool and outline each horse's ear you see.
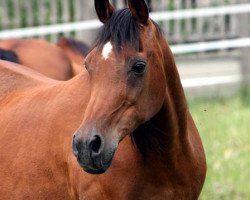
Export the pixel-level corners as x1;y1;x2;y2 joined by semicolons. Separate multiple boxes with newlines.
128;0;149;25
95;0;115;23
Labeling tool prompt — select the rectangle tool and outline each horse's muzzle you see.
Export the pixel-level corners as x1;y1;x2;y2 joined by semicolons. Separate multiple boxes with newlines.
72;131;116;174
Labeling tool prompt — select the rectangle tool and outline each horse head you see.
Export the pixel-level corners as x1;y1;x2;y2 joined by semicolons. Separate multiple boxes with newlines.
72;0;168;174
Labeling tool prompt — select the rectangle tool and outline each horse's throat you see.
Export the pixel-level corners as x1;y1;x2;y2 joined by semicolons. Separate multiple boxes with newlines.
131;94;188;165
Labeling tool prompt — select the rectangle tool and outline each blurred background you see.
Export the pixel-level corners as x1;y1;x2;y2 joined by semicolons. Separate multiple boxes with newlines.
0;0;249;199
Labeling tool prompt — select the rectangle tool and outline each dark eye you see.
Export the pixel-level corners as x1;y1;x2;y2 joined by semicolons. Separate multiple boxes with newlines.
131;61;146;76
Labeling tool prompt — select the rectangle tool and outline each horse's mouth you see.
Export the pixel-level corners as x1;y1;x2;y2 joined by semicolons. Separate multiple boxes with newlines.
83;167;106;174
76;149;115;175
78;161;106;175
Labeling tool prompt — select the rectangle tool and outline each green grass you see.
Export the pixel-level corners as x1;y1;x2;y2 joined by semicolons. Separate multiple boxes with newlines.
188;93;250;200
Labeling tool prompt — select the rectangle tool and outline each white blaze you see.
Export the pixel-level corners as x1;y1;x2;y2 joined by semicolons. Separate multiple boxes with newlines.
102;42;113;60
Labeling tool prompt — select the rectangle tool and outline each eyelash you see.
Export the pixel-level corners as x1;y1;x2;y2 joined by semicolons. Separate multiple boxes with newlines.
130;61;146;76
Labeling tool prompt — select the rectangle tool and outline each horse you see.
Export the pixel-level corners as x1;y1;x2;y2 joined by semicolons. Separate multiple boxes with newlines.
0;49;20;63
0;38;75;80
0;0;206;199
56;37;90;76
57;37;89;64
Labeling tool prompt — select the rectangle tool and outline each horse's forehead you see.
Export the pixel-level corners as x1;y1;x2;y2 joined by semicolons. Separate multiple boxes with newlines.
100;42;140;61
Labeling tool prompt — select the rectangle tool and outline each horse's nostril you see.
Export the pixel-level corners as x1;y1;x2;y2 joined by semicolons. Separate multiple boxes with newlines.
72;135;80;156
89;135;102;155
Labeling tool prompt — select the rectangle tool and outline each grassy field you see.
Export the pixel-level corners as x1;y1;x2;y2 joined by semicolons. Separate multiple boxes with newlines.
188;91;250;200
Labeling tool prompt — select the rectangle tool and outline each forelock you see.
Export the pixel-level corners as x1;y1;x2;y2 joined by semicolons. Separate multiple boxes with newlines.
95;8;140;52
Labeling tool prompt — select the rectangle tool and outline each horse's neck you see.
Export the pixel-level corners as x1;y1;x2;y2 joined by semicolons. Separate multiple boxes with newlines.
45;71;90;149
133;43;189;168
56;71;90;130
163;43;189;148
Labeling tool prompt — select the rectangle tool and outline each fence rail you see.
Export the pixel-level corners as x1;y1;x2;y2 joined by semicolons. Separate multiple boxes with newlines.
171;37;250;54
0;0;246;43
0;0;249;89
0;3;250;52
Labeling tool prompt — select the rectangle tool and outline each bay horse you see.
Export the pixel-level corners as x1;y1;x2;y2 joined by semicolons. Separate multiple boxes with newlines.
0;38;75;80
56;37;90;76
0;0;206;199
0;49;20;63
57;37;89;64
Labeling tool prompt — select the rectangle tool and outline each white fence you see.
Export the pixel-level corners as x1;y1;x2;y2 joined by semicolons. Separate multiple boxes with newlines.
0;1;249;89
0;3;250;54
0;0;248;43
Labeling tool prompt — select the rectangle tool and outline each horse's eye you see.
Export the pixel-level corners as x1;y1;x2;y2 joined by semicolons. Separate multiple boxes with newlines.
131;61;146;76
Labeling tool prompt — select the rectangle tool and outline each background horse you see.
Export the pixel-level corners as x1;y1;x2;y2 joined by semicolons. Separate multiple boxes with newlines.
0;0;206;199
57;37;89;64
0;38;82;80
57;37;90;76
0;49;20;63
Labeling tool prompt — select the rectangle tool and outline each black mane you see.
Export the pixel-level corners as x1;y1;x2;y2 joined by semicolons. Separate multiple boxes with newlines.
95;8;140;51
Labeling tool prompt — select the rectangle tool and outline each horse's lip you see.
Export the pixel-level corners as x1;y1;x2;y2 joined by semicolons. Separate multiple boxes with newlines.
77;150;115;175
84;167;106;175
78;162;106;174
